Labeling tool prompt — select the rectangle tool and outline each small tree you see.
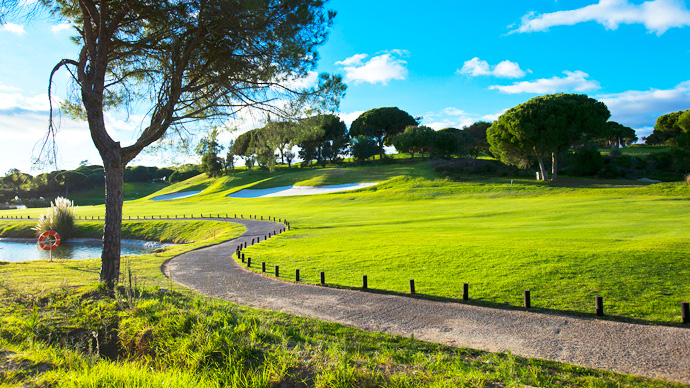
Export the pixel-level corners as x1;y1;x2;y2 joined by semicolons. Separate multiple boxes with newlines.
350;135;380;162
462;121;492;158
196;129;224;178
350;107;418;159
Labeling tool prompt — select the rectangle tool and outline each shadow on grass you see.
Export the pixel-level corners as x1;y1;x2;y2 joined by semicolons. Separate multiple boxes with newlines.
263;268;689;328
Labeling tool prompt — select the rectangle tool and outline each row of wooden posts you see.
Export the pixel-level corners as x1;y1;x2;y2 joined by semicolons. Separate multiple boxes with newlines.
236;242;690;325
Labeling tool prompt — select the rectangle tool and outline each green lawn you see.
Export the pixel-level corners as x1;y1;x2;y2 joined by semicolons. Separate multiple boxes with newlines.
68;182;171;206
3;162;690;324
1;164;688;387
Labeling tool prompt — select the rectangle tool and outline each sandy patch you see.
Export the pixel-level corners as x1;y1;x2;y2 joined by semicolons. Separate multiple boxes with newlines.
227;183;378;198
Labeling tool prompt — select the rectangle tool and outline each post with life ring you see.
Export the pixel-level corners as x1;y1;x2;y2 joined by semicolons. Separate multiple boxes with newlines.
38;230;61;262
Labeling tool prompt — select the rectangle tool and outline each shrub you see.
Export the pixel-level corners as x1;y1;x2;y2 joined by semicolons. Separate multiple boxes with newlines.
32;197;76;242
570;147;604;176
686;174;690;185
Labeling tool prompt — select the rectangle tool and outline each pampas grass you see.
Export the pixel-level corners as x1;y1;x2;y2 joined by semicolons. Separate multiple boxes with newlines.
33;197;76;241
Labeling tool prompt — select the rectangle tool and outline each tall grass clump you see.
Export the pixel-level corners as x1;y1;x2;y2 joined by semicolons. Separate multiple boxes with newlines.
33;197;76;241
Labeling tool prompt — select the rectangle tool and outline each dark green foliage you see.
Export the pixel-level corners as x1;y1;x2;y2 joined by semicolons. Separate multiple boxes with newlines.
350;135;380;162
601;121;638;148
350;107;418;158
431;129;459;158
432;158;522;179
392;125;433;160
297;114;349;167
645;110;690;149
196;129;224;177
488;93;610;180
462;121;492;158
570;146;604;176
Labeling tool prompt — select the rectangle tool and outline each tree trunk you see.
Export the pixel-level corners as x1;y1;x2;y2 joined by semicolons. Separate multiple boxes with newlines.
551;152;558;181
100;151;125;288
536;154;548;181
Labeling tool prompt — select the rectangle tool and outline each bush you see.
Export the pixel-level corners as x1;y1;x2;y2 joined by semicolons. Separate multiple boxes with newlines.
570;147;604;176
686;174;690;185
32;197;76;242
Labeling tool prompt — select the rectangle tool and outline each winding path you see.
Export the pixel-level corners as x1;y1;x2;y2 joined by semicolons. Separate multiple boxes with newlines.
164;218;690;384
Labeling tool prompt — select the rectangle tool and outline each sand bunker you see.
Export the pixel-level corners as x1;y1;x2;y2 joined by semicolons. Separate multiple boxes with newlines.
227;183;378;198
152;191;202;201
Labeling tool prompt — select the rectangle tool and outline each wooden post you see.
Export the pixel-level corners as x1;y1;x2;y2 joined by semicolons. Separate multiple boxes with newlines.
596;296;604;316
409;279;416;294
362;275;368;289
251;238;255;244
524;290;531;309
682;301;689;324
241;253;245;263
295;269;300;282
320;271;325;285
261;262;266;272
247;257;251;267
244;242;247;248
463;283;469;300
274;265;279;277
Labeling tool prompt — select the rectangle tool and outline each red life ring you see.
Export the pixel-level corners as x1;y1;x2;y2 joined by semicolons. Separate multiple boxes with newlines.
38;230;61;251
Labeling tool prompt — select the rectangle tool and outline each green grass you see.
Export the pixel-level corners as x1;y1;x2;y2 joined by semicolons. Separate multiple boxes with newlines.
3;162;689;323
0;274;682;387
69;182;171;206
1;170;688;386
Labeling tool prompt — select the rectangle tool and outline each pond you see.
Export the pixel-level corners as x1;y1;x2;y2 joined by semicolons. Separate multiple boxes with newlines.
0;238;170;262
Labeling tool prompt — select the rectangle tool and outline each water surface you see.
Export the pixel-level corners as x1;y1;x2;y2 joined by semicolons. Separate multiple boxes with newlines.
0;238;169;262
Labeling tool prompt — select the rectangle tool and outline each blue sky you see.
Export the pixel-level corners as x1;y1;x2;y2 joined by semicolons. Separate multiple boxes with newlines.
1;0;689;174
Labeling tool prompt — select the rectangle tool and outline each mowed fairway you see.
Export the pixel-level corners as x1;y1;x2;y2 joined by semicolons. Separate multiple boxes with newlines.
6;163;689;323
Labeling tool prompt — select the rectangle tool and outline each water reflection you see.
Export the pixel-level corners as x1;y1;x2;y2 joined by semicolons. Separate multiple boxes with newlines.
0;238;169;262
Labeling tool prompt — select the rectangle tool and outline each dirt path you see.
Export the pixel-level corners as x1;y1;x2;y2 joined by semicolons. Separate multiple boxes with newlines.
164;218;690;385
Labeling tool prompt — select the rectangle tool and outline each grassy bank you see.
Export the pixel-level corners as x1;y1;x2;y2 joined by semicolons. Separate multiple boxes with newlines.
0;269;682;387
0;220;243;244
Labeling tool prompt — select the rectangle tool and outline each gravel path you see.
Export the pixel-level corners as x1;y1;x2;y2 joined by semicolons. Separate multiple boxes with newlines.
164;218;690;384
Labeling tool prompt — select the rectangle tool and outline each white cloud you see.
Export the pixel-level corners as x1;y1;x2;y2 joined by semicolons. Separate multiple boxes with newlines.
422;107;478;130
336;51;408;85
596;80;690;128
51;23;72;34
458;57;529;78
0;82;20;92
335;54;368;67
0;23;26;35
339;110;365;128
481;109;508;122
511;0;690;35
0;92;51;111
489;70;601;94
280;71;319;91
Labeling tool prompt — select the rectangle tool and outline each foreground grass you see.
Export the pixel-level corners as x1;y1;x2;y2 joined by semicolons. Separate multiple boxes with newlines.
0;270;682;387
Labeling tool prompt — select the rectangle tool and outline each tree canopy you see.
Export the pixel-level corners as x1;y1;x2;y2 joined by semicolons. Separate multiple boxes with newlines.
350;107;418;158
646;110;690;148
601;121;638;148
487;93;610;180
3;0;343;287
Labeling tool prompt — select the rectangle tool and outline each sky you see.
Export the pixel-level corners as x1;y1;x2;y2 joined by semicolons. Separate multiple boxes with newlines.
1;0;689;175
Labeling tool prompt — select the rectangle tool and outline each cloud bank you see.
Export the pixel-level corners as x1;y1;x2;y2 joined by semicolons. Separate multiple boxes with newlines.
512;0;690;35
489;71;601;94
